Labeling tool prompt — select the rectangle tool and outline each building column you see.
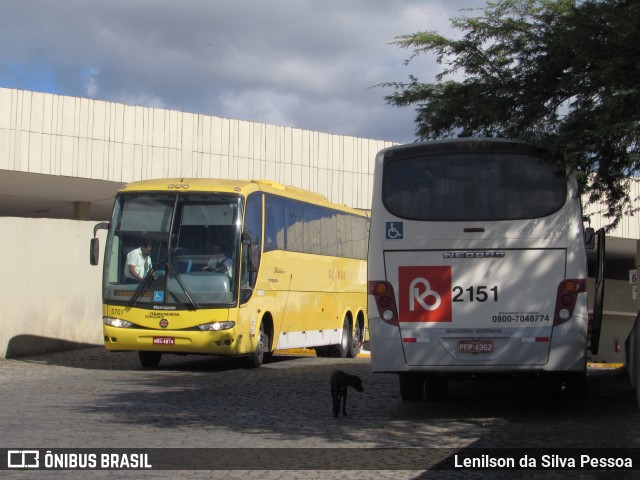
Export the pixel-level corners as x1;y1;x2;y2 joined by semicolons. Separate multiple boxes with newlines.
73;201;90;220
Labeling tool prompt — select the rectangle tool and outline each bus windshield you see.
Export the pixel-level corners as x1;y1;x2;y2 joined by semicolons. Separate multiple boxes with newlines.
103;192;242;308
382;152;566;221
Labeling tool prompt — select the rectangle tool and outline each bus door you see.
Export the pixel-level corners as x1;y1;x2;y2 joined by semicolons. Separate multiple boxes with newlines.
384;248;567;367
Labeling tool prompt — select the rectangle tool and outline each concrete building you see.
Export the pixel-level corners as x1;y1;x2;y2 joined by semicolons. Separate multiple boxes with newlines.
0;87;390;220
0;87;638;362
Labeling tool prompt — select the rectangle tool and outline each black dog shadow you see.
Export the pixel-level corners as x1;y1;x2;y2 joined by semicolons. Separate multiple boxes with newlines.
330;369;364;418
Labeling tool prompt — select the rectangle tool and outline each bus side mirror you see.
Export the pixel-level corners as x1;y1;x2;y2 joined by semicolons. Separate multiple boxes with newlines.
90;238;100;265
90;222;110;266
584;227;595;250
242;231;260;273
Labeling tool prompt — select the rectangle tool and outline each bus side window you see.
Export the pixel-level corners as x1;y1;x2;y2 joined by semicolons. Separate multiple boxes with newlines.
265;195;285;251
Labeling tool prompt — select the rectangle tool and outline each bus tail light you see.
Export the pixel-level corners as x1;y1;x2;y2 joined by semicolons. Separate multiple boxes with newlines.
553;279;586;325
368;281;399;326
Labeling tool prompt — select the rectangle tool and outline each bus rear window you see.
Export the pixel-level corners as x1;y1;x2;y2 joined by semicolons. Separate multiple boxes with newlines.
382;153;567;221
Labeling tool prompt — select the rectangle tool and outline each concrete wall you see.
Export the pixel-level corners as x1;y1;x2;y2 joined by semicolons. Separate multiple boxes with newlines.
0;217;105;358
1;215;635;360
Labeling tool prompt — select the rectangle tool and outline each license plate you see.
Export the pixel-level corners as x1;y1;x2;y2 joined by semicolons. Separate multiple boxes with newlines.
153;337;175;345
458;340;493;353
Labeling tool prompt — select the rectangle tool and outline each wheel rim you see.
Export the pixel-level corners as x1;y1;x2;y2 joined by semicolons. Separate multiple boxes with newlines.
352;324;362;350
341;323;349;350
254;322;266;358
257;329;265;356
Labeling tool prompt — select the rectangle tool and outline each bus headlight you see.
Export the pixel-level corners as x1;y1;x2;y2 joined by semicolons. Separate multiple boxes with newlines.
103;317;134;328
198;321;235;331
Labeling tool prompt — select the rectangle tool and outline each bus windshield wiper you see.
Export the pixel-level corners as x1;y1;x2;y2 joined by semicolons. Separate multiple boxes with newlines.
128;263;160;307
166;262;200;310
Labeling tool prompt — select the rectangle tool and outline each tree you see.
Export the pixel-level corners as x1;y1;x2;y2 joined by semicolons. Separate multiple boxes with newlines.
382;0;640;227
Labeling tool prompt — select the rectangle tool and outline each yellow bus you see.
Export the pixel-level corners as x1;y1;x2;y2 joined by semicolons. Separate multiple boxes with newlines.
90;178;369;368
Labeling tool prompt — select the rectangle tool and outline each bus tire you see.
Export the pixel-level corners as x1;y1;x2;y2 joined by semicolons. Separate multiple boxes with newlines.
564;373;587;400
399;373;424;401
138;351;161;368
540;372;562;399
424;376;449;401
331;319;351;358
347;320;363;358
246;322;267;368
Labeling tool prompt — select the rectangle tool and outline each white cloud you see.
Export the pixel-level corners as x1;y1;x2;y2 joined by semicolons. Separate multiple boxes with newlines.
219;89;300;127
0;0;488;143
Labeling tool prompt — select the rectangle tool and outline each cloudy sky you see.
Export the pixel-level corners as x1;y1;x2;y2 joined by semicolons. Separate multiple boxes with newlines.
1;0;486;144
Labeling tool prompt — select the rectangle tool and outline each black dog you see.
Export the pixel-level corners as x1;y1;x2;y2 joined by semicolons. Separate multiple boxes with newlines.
330;370;364;418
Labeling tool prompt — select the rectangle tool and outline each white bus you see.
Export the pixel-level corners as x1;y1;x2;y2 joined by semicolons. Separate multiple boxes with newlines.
367;138;601;400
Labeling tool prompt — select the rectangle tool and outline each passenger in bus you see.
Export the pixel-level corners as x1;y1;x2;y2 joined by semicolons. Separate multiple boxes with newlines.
124;239;153;283
203;245;233;277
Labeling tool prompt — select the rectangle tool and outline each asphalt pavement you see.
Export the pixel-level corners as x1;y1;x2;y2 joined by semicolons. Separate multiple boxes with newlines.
0;347;638;480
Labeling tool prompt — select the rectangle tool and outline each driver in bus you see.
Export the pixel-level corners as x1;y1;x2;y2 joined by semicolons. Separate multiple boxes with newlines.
203;244;233;277
124;239;153;283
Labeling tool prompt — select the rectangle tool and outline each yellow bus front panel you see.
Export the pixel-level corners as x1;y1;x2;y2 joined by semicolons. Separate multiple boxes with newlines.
102;304;261;356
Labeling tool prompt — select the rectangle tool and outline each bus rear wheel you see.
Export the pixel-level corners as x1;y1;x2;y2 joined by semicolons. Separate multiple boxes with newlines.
564;373;587;400
138;351;161;368
424;376;449;401
347;321;363;358
399;373;424;401
314;347;332;357
330;319;351;358
540;372;586;400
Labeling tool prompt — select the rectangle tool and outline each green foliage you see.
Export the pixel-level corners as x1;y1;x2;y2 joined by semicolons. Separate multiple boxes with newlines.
382;0;640;227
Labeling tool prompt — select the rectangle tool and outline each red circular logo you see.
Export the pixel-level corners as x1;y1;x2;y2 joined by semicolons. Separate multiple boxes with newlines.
159;319;169;329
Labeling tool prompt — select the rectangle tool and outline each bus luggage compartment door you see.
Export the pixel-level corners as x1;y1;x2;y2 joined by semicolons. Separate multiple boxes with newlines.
384;249;566;367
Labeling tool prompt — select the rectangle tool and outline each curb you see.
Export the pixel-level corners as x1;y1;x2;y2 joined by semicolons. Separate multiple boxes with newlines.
274;348;371;358
588;362;624;369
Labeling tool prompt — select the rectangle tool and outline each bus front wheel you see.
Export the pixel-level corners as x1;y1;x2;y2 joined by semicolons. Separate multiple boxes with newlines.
138;351;161;368
246;322;268;368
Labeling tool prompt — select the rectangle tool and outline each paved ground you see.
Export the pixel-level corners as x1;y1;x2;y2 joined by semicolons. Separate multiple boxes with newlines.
0;347;638;479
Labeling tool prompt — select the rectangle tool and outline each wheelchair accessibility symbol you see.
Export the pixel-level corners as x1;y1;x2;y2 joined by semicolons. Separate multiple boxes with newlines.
386;222;403;240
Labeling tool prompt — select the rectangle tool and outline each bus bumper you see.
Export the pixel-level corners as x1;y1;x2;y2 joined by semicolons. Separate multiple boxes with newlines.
369;316;587;374
102;325;248;355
